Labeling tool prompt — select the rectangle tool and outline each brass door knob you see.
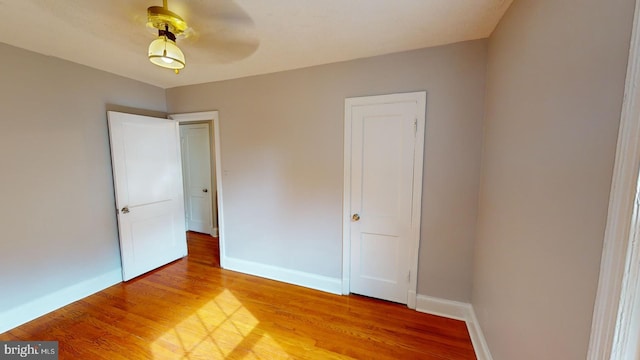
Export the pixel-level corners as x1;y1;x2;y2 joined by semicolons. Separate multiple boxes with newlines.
121;206;130;214
352;213;360;221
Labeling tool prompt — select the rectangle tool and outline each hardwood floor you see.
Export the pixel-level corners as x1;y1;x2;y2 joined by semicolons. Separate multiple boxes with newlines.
1;232;477;359
185;231;220;268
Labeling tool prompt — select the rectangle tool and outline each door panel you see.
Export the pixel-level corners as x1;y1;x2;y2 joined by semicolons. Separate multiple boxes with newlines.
359;233;399;282
108;111;187;281
346;93;425;305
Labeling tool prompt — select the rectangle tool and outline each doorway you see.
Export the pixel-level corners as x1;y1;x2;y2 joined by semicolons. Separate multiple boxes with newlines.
170;111;226;269
180;123;214;234
342;92;426;307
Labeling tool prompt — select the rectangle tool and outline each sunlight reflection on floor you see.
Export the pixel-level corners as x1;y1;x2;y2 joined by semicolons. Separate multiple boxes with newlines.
151;289;292;359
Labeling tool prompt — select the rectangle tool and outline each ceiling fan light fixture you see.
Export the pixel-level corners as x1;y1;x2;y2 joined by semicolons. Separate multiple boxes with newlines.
147;1;187;74
148;30;185;72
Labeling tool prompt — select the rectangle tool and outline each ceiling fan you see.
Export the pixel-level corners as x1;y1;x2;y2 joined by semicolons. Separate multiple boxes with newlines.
145;0;260;74
146;0;187;73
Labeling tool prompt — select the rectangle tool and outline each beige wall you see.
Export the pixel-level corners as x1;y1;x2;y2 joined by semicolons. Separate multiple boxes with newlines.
167;40;487;301
472;0;635;358
0;43;166;312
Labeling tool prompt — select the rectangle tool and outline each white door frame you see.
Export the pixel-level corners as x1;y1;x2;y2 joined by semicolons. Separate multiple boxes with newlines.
588;0;640;357
169;111;227;269
342;91;426;309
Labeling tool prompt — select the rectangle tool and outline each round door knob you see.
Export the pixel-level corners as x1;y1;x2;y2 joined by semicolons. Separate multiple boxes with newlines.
352;213;360;221
121;206;130;214
202;189;208;193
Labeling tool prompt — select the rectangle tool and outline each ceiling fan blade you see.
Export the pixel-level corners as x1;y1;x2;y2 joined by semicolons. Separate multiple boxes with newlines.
178;0;260;63
183;23;259;64
187;34;259;64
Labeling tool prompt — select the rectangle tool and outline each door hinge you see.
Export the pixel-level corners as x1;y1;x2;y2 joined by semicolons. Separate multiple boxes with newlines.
413;118;418;135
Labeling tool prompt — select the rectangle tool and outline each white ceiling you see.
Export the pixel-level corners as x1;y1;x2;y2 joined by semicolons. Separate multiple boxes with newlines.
0;0;513;89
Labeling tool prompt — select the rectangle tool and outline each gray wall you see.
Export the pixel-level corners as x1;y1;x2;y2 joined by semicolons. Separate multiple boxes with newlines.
472;0;635;358
0;43;166;311
167;40;487;301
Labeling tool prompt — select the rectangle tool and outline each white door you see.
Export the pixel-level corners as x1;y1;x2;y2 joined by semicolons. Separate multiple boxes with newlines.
180;123;213;234
344;92;425;304
108;111;188;281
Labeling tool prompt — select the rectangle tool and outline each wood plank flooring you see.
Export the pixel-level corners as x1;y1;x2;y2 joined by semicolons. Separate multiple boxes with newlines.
0;231;477;359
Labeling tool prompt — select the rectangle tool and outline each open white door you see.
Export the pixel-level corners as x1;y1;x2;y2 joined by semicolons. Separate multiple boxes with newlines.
344;92;425;305
108;111;187;281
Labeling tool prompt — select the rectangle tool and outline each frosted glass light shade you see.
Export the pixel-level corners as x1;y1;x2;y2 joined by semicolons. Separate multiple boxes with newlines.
148;36;185;70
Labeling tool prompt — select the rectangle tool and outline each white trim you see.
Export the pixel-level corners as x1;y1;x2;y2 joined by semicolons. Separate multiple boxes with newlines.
416;294;470;321
169;111;218;123
415;295;493;360
410;92;427;308
613;214;640;359
224;257;343;295
342;95;353;295
466;306;495;360
0;269;121;334
169;111;227;268
407;290;417;309
588;0;640;358
212;115;225;268
342;91;427;305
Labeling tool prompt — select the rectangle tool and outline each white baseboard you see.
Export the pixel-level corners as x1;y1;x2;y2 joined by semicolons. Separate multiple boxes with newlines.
416;294;470;321
0;269;122;334
210;227;218;237
223;256;342;295
416;295;493;360
466;306;494;360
